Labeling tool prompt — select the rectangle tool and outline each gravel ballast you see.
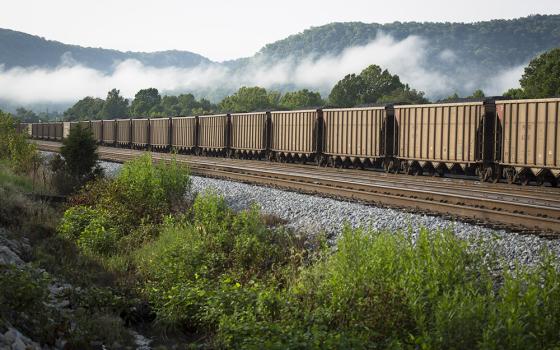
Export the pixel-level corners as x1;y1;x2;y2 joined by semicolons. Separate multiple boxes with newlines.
95;158;560;267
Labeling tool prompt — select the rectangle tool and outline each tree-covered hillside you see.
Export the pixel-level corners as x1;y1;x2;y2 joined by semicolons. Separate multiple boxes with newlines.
254;15;560;71
0;28;211;72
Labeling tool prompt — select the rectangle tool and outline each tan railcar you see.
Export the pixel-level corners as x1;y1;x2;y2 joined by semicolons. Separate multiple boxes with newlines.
103;120;116;144
116;119;131;145
150;118;170;149
230;112;267;157
393;102;489;174
36;123;44;139
48;123;57;140
132;119;149;147
91;121;103;142
171;116;197;151
495;98;560;183
198;114;228;153
54;123;63;140
31;123;38;138
322;107;390;167
270;110;319;160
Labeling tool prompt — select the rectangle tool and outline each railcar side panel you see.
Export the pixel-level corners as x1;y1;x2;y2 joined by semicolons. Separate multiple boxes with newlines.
496;98;560;175
322;107;386;160
150;118;169;148
132;119;149;146
198;114;228;150
270;110;318;155
230;112;267;152
91;121;103;142
171;116;197;149
116;119;131;145
103;120;116;143
394;102;485;168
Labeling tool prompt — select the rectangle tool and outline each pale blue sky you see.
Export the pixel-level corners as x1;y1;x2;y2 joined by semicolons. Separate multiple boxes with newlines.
2;0;559;61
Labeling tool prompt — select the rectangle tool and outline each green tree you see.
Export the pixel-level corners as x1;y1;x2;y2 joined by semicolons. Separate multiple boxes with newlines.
100;89;129;119
130;88;161;116
59;125;100;182
14;107;39;123
328;74;364;107
0;110;37;173
279;89;324;109
503;88;526;99
63;97;104;121
359;65;403;103
219;87;276;112
519;48;560;98
377;85;428;104
469;89;485;99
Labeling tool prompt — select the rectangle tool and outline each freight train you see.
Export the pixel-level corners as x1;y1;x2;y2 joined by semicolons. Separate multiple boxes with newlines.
24;97;560;186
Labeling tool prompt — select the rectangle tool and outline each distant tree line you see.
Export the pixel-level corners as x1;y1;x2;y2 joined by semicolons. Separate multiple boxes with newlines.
13;47;560;121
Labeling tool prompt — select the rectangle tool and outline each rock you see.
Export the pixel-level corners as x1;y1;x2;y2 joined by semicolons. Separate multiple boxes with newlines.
0;244;24;266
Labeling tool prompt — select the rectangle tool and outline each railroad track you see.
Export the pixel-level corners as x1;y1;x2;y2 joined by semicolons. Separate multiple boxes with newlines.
35;141;560;236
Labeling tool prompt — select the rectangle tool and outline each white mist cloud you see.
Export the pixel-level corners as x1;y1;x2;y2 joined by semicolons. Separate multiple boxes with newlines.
0;33;524;107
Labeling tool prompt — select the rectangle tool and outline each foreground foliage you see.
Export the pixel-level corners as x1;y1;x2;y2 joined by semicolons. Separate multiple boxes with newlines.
55;153;560;349
0;110;37;174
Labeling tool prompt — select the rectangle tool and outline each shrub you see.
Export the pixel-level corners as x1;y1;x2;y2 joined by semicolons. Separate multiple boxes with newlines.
77;209;120;256
0;110;37;174
111;153;191;220
136;191;302;331
58;205;98;241
60;125;100;180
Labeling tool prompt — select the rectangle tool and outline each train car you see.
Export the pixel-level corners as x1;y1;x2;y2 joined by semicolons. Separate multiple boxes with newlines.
269;109;320;162
102;120;116;144
150;118;170;150
31;123;38;138
171;116;197;153
48;123;57;140
36;123;46;139
63;122;72;139
198;114;229;156
91;120;103;143
230;112;268;159
116;119;132;146
392;101;494;177
132;118;149;148
54;122;63;140
322;106;392;168
494;98;560;186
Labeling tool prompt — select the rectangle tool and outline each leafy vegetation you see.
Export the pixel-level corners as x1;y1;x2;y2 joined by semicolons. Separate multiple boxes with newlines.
329;64;427;106
0;110;37;174
52;152;560;348
49;124;102;194
258;15;560;78
516;48;560;98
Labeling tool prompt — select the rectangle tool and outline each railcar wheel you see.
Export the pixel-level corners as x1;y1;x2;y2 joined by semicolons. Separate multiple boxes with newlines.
413;167;423;176
518;173;530;186
505;169;515;184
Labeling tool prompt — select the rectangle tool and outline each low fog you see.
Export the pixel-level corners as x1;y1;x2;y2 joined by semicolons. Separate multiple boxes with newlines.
0;33;524;108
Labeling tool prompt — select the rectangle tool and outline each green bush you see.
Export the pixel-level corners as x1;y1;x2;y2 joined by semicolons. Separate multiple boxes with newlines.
59;153;191;259
58;205;98;241
77;209;119;256
136;191;301;331
0;110;37;174
111;153;191;220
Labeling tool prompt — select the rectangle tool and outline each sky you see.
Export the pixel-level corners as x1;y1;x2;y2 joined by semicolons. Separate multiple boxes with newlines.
1;0;559;61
